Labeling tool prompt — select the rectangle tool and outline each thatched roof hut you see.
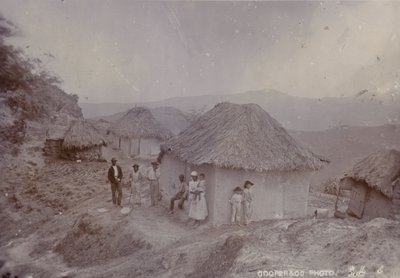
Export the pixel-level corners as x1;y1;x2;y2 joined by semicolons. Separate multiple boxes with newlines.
165;102;327;172
62;120;105;150
109;107;173;140
346;149;400;199
160;102;328;225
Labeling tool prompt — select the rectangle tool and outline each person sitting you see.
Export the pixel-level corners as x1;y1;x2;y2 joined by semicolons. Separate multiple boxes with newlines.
169;174;188;214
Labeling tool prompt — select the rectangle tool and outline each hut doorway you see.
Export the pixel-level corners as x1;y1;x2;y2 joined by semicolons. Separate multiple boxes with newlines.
347;183;368;218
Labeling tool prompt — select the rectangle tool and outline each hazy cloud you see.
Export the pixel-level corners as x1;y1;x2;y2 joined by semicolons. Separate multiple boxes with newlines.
1;1;399;102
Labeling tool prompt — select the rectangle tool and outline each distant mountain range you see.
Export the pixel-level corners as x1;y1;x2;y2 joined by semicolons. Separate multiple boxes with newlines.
80;89;400;131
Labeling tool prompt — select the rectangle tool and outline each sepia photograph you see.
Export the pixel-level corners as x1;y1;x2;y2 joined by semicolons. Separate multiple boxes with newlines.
0;1;399;277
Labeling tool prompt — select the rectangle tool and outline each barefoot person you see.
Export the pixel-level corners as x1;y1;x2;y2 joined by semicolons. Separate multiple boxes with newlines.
188;172;208;227
107;157;123;207
129;163;142;207
146;161;160;207
242;180;254;225
169;174;188;214
229;186;243;225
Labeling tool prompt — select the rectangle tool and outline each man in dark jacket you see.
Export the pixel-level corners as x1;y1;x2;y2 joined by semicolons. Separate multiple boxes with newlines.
108;157;123;206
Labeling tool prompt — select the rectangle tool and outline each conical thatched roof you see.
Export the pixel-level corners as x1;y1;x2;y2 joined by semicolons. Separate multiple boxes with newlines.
347;149;400;199
87;118;112;132
109;107;173;140
62;120;106;150
165;102;328;172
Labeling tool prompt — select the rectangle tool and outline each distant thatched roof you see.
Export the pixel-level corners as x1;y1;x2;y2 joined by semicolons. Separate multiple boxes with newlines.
47;124;69;140
86;118;112;132
62;120;106;150
109;107;173;140
347;149;400;198
164;102;328;172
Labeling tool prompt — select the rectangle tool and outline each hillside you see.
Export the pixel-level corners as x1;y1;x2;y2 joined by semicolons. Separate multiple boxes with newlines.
289;124;400;189
80;89;400;131
0;16;82;158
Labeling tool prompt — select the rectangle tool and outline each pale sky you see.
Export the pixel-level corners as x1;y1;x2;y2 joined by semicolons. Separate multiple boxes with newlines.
1;0;400;103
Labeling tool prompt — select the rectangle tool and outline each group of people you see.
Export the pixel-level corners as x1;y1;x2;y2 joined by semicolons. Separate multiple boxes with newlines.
229;180;254;226
169;171;208;227
107;158;161;208
107;158;254;227
169;172;255;226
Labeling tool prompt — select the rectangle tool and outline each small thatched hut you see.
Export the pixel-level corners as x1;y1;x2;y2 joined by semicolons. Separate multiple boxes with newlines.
160;102;327;225
61;120;106;161
108;107;173;158
340;149;400;219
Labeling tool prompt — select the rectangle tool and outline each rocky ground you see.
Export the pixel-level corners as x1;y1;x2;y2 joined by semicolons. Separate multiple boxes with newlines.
1;124;399;278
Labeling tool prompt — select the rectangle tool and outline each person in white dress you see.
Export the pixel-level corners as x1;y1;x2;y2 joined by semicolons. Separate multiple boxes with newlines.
188;171;208;227
129;163;142;206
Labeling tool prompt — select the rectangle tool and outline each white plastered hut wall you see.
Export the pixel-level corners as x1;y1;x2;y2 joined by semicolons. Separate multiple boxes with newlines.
118;137;161;158
212;168;311;226
139;138;162;157
160;154;312;226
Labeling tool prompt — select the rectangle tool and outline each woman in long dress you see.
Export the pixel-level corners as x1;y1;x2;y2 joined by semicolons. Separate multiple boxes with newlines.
188;172;208;227
129;163;142;206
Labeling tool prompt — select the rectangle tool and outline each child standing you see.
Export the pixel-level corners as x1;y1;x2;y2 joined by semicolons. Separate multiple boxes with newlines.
242;180;254;225
229;186;243;225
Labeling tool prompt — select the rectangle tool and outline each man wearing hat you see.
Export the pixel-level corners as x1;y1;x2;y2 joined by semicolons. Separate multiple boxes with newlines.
146;161;161;207
107;157;123;207
129;163;142;206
